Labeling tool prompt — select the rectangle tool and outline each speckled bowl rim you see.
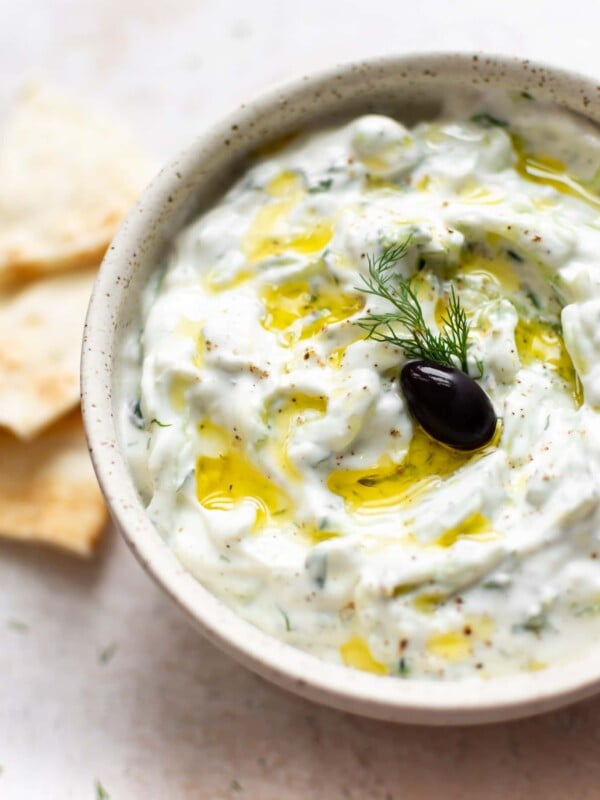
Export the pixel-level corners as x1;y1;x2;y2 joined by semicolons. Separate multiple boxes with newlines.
82;52;600;725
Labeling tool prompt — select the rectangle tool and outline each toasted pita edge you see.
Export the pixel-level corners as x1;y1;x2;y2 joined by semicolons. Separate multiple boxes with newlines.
0;411;108;556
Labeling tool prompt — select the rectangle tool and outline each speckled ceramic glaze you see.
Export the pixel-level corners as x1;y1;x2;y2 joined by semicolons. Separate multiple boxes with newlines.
82;53;600;725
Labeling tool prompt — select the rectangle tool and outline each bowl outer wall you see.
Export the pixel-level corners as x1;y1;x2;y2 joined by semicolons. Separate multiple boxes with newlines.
82;52;600;725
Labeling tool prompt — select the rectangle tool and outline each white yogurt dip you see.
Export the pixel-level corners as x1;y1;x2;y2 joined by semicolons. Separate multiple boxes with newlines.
119;91;600;679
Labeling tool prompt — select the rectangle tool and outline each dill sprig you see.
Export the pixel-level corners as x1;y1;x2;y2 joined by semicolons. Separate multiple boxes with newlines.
356;240;471;373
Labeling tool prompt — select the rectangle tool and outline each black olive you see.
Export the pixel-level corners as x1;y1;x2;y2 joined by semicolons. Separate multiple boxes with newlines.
400;360;497;451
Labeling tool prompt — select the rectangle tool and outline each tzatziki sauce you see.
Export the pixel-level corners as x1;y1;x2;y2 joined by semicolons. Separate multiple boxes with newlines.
119;91;600;680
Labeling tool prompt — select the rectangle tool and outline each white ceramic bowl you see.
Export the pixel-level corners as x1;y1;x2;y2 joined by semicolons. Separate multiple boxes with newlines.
82;53;600;725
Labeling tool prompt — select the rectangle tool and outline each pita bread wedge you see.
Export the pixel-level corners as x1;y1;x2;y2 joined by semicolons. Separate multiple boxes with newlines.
0;410;107;555
0;84;152;281
0;266;96;439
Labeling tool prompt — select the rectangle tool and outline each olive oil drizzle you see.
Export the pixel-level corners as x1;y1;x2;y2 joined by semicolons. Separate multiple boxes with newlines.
260;277;364;345
327;427;476;513
340;635;387;674
515;317;583;405
512;135;600;210
195;420;290;530
243;171;334;265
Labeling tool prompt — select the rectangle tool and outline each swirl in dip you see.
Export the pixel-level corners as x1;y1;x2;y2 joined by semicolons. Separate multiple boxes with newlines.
120;91;600;679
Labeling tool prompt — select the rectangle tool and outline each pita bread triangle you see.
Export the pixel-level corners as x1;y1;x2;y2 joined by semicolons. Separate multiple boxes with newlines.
0;410;107;555
0;84;152;282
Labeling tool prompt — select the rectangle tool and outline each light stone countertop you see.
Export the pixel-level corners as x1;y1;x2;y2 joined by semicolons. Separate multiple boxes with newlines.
2;1;600;797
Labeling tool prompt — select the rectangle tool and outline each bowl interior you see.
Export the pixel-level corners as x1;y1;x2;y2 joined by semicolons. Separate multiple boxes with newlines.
83;53;600;725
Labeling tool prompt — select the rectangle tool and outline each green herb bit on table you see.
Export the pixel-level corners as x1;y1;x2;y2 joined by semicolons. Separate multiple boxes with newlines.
95;779;110;800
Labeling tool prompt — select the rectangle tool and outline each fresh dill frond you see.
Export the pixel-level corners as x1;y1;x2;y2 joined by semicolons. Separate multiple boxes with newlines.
356;240;471;373
439;286;470;372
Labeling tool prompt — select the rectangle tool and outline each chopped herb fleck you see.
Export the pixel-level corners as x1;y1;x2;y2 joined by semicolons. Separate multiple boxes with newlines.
549;279;566;307
470;112;508;128
154;260;168;294
277;605;292;632
482;579;508;590
7;619;28;633
308;178;333;193
230;779;243;792
521;91;534;100
150;418;172;428
98;643;118;665
129;399;144;429
514;613;551;634
306;551;328;589
95;779;110;800
398;658;410;677
507;249;524;263
358;476;378;487
574;603;600;617
544;414;551;431
525;288;541;309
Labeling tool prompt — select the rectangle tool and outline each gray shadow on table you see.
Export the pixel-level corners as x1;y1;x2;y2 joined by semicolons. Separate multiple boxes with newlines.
0;520;115;590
